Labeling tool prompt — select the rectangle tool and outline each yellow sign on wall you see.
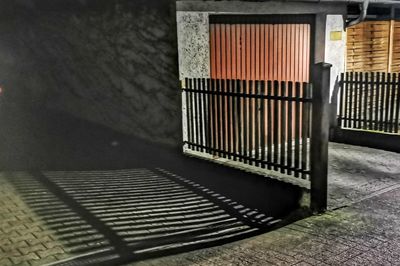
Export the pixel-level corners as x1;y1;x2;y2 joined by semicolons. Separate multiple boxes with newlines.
330;31;342;41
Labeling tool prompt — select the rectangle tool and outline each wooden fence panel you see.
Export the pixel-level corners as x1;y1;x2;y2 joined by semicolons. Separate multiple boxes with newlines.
346;21;390;72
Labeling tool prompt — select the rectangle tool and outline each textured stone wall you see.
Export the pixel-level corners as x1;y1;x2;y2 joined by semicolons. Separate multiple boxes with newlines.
0;1;180;147
177;11;210;79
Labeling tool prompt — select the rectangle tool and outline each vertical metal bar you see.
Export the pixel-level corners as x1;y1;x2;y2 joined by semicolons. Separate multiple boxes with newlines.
363;73;369;130
287;81;293;175
369;73;374;130
206;78;212;154
243;80;248;163
185;78;191;150
193;78;200;151
237;80;243;162
389;73;397;133
375;72;381;131
227;79;232;159
267;80;272;169
273;80;279;171
348;72;354;128
357;72;363;129
353;72;359;129
248;80;254;165
294;82;301;177
395;73;400;133
384;73;391;132
189;79;195;149
344;72;349;128
379;72;386;132
199;79;205;152
260;80;266;168
221;79;227;157
211;79;217;155
338;73;344;127
196;79;202;151
232;80;237;160
301;83;310;179
310;62;331;213
280;81;287;174
255;80;260;166
215;78;222;156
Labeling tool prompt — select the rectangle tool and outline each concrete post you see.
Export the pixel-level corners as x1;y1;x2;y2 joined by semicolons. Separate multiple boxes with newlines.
311;62;332;213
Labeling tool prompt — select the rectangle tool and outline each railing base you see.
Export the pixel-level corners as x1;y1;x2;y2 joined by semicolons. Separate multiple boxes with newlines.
330;127;400;153
183;148;311;190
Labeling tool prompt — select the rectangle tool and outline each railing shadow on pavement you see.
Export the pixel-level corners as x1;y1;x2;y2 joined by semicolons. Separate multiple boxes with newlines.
6;168;284;266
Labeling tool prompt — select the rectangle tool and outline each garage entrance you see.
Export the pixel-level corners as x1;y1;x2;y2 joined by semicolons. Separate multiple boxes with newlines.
182;15;331;212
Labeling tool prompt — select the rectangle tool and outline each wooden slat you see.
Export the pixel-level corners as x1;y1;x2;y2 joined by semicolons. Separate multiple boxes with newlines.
346;21;390;72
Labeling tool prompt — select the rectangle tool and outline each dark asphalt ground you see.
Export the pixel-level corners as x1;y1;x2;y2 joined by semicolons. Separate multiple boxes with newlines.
0;103;302;222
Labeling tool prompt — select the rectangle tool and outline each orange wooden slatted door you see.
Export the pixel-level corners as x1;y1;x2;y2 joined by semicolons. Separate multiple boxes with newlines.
210;23;310;82
209;19;312;155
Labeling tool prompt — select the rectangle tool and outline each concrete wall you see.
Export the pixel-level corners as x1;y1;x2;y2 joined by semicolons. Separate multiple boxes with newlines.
177;12;210;79
0;0;181;147
176;1;346;83
176;1;347;142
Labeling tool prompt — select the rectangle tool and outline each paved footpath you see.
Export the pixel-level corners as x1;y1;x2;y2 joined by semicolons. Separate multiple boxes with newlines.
131;143;400;266
0;143;399;266
133;184;400;266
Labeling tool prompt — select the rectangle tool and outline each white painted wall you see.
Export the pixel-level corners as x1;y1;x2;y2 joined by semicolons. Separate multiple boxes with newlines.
324;15;346;102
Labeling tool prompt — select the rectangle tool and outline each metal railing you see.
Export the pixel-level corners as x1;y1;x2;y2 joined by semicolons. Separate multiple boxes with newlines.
338;72;400;134
182;63;332;213
183;78;312;180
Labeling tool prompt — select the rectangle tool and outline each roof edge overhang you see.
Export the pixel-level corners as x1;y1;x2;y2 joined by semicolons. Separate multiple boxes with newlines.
177;1;347;15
